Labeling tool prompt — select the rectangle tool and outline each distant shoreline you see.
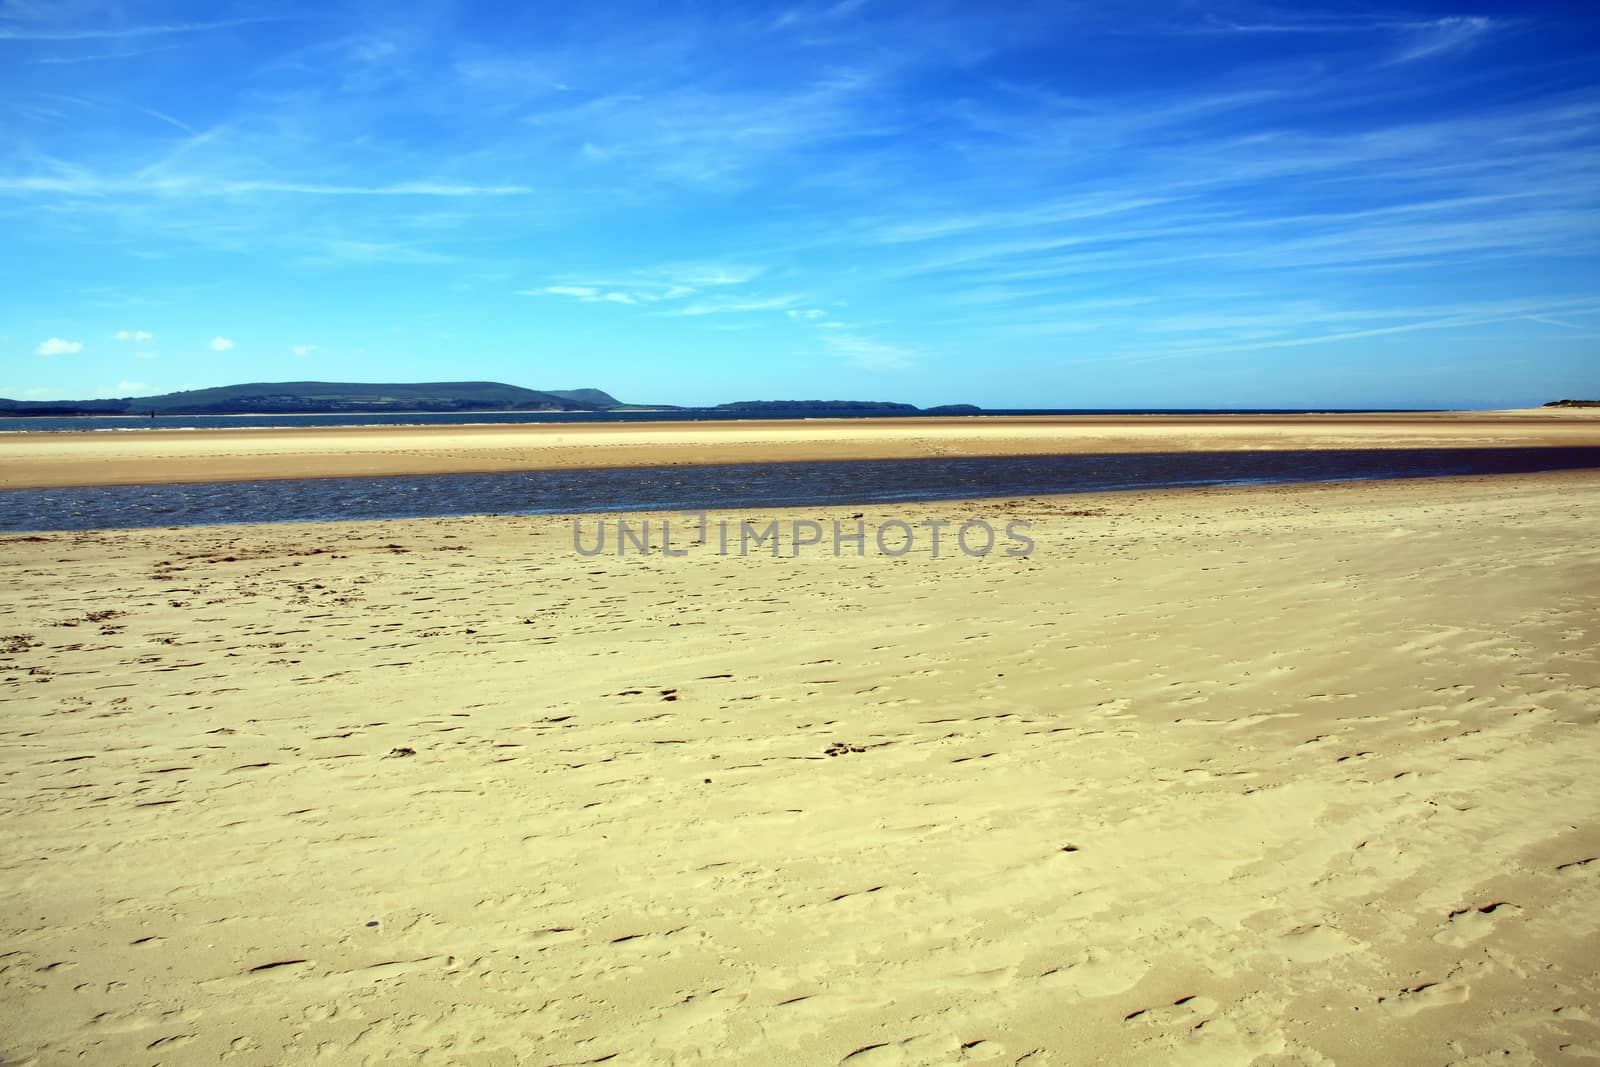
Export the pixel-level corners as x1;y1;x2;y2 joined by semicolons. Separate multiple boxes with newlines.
2;406;1575;436
0;405;1452;423
4;405;1588;429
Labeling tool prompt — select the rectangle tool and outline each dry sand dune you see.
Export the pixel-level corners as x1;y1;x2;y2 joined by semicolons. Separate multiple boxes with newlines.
4;410;1600;489
3;472;1600;1064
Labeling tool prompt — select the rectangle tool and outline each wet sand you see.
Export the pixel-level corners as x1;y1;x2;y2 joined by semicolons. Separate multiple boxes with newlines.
3;471;1599;1064
3;409;1599;489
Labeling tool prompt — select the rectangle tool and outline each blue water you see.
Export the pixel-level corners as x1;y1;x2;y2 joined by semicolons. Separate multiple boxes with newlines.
0;408;1438;434
3;448;1596;533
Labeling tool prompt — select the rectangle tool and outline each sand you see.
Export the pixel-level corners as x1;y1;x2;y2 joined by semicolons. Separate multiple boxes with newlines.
4;410;1600;489
3;470;1599;1064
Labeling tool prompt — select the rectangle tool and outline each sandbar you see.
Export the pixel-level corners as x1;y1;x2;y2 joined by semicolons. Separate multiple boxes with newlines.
3;409;1599;488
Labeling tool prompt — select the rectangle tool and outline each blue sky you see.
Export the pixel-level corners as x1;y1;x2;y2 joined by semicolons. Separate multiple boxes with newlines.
2;0;1597;409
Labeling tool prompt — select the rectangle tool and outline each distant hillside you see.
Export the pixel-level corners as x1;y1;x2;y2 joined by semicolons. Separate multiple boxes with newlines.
1544;399;1600;408
713;400;922;416
0;397;129;416
709;400;981;417
0;383;982;418
0;381;607;416
546;388;624;407
141;381;585;414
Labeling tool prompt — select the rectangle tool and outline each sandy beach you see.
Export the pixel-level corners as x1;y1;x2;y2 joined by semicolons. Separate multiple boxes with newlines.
3;470;1599;1064
4;409;1600;489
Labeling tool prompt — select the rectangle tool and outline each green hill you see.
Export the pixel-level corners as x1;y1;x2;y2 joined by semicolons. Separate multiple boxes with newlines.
546;388;624;407
0;383;980;418
0;381;611;416
134;381;583;414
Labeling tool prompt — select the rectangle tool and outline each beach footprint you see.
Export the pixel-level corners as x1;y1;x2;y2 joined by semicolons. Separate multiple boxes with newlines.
1278;923;1360;962
1434;901;1519;947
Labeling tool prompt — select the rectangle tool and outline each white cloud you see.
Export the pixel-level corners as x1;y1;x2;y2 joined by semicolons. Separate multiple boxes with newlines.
290;343;315;358
523;264;765;308
35;337;83;356
114;329;154;343
527;283;686;306
669;294;805;316
786;308;827;320
209;336;235;352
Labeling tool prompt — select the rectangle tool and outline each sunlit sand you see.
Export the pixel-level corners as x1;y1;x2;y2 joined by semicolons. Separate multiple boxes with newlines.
4;409;1600;489
3;469;1598;1063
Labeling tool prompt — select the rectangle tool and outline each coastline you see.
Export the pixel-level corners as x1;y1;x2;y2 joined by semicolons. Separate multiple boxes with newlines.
3;410;1600;489
3;470;1599;1063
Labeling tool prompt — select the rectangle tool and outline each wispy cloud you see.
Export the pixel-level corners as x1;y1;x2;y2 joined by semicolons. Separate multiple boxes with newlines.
34;337;82;355
518;63;897;186
1523;314;1585;330
667;294;806;316
0;175;534;197
114;329;154;343
771;0;870;32
653;263;766;287
135;106;197;136
520;263;767;307
862;196;1176;245
1067;298;1600;366
208;336;234;352
0;15;292;42
527;285;636;304
1393;16;1497;63
525;283;678;305
28;44;181;64
306;239;457;266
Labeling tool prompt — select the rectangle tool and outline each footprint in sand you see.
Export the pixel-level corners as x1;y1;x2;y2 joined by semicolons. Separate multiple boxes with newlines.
1278;923;1360;962
1035;947;1147;997
1379;980;1471;1016
1434;901;1519;947
1123;994;1219;1029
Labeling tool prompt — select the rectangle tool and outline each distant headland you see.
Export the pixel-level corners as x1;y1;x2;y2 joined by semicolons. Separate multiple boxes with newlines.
0;381;981;418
